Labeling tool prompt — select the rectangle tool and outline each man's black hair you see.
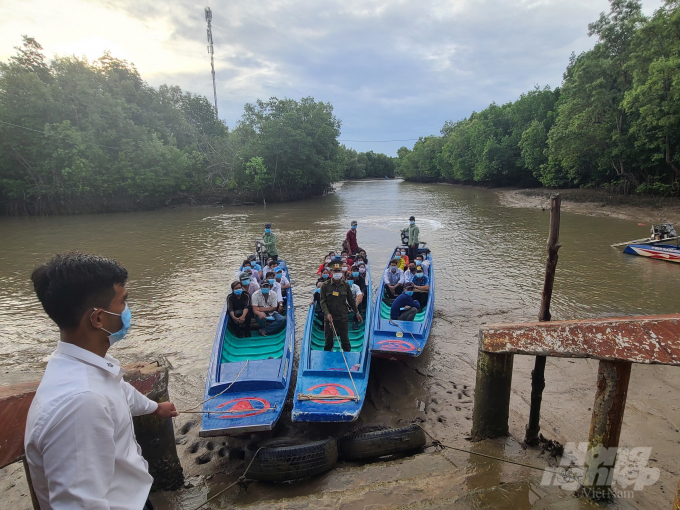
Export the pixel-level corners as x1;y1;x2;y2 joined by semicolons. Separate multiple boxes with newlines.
242;259;251;267
409;216;415;221
31;252;128;330
265;271;275;278
390;258;399;265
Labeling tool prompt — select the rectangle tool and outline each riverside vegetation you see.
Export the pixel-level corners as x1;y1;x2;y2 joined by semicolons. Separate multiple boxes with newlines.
396;0;680;197
0;38;394;215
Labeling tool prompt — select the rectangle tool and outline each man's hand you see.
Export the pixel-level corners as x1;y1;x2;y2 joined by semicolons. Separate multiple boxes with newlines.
327;313;333;323
404;306;411;310
255;310;265;319
356;313;363;323
152;401;178;418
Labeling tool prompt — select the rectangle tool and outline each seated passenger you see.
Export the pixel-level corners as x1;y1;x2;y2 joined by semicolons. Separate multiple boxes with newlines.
394;250;406;271
248;255;263;278
414;254;430;274
350;265;367;300
275;267;290;290
357;262;367;285
390;282;421;321
240;259;260;284
399;248;410;267
317;252;335;275
310;280;325;323
359;249;368;263
227;281;253;338
383;258;404;297
411;265;430;308
403;262;418;283
240;271;260;297
321;267;331;282
264;271;284;312
340;251;352;271
251;281;286;336
345;273;364;330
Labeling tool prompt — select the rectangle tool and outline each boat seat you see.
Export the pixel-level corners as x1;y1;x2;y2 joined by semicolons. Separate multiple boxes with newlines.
381;291;427;323
221;323;286;363
310;313;364;352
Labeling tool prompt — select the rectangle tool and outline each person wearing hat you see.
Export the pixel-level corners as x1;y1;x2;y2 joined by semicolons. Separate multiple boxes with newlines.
407;216;419;262
263;223;278;261
239;270;260;297
320;261;362;351
251;279;286;336
346;221;359;255
390;281;421;321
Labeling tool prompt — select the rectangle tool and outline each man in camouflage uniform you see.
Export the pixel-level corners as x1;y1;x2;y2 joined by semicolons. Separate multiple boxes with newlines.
320;261;362;351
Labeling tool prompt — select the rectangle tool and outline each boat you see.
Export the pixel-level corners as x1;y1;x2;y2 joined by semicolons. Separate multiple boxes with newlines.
370;246;434;359
200;259;295;436
291;263;373;422
612;223;680;264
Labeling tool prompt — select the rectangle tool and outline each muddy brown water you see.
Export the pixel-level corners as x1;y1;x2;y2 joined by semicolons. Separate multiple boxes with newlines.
1;180;678;509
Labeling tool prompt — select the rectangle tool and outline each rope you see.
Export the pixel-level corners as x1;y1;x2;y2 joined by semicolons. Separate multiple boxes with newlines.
415;424;582;485
329;320;360;402
190;446;265;510
389;319;417;344
297;394;359;401
178;360;249;413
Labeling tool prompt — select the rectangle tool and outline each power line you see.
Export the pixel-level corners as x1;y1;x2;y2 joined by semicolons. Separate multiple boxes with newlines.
338;138;422;143
0;120;124;151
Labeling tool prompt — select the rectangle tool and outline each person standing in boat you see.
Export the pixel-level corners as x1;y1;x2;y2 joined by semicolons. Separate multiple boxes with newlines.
263;223;278;262
320;261;362;351
346;220;359;255
407;216;420;262
24;253;178;509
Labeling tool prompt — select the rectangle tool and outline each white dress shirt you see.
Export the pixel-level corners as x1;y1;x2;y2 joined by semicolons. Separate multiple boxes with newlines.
25;341;158;510
383;267;404;286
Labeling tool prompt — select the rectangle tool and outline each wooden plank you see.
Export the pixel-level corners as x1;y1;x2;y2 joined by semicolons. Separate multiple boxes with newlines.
480;314;680;365
0;382;40;469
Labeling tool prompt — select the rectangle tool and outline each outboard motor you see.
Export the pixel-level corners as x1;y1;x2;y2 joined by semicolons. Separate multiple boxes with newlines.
254;238;267;267
651;223;677;240
400;228;409;246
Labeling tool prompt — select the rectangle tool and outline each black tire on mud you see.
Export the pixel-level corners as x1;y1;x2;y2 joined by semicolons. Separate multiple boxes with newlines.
244;438;338;482
338;424;427;461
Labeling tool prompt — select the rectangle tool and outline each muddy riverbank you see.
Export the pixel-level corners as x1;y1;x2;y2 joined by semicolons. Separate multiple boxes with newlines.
1;180;679;509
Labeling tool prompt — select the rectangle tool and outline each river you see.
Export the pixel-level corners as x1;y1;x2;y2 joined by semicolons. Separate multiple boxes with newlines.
1;180;678;509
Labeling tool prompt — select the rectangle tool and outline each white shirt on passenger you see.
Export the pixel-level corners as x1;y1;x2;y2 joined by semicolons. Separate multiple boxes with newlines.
349;283;363;301
383;267;404;286
24;341;158;510
251;289;279;315
275;274;290;287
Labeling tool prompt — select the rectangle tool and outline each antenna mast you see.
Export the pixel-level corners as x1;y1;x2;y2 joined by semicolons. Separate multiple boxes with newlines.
205;7;218;117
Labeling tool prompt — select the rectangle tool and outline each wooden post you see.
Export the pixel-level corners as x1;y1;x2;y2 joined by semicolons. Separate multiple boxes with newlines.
580;360;632;499
471;350;514;441
525;194;561;446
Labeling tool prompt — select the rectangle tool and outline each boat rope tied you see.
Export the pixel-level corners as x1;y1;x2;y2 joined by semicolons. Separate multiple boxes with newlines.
178;359;249;414
296;394;360;402
330;320;360;403
414;423;582;485
389;319;417;344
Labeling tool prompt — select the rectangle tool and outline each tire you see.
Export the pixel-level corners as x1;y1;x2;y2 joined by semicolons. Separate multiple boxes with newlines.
338;424;426;461
244;437;338;482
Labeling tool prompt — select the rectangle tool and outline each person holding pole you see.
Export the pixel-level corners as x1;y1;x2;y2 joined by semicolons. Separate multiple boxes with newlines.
320;261;362;351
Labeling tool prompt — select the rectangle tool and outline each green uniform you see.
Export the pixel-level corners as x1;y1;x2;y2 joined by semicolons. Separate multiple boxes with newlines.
320;279;358;351
263;232;278;257
407;224;420;245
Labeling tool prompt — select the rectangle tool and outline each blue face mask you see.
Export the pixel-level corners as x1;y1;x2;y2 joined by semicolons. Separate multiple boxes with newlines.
234;289;243;296
395;255;401;260
242;279;251;286
268;278;275;285
315;288;320;294
322;274;329;279
405;291;414;296
347;280;354;286
410;221;415;225
352;271;359;277
253;263;261;271
99;304;131;346
416;272;424;277
265;228;271;234
351;225;357;229
262;288;270;295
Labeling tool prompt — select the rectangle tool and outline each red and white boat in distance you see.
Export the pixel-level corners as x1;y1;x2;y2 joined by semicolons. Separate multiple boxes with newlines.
613;223;680;264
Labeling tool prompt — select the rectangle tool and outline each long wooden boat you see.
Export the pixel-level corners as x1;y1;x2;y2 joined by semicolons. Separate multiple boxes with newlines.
291;264;373;422
370;247;434;359
612;224;680;264
200;260;295;436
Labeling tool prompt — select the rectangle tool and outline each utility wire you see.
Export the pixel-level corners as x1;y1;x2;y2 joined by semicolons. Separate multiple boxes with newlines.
0;120;124;151
338;138;422;143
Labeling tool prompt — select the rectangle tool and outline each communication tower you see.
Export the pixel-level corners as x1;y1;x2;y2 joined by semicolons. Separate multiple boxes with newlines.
205;7;218;117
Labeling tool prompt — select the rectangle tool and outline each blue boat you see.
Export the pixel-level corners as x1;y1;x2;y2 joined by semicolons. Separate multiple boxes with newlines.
370;248;434;359
291;264;373;422
200;260;295;437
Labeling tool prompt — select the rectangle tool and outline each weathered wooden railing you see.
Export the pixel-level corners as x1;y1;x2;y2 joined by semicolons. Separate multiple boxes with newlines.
471;313;680;502
0;361;182;508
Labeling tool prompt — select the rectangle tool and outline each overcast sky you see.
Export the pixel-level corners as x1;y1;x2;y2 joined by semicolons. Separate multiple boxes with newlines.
0;0;665;156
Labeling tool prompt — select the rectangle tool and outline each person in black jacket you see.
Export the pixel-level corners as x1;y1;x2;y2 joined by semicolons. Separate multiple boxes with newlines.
227;280;253;337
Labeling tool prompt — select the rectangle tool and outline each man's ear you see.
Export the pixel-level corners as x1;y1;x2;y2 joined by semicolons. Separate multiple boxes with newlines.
88;308;106;330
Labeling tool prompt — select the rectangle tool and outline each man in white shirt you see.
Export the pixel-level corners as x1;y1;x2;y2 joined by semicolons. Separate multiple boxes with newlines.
345;273;364;331
25;252;178;509
251;280;286;336
383;258;404;297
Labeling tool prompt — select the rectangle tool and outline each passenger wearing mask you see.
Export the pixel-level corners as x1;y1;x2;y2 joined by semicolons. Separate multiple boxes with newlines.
351;265;367;299
248;255;263;279
340;250;353;269
310;280;325;323
383;259;404;297
346;220;359;255
393;250;406;271
263;223;278;261
357;263;368;286
320;262;362;351
358;249;368;263
252;280;286;336
411;265;430;308
345;273;364;330
317;252;335;275
240;259;260;284
321;268;331;282
399;248;410;267
390;282;421;321
228;281;253;338
274;267;290;290
403;262;418;283
264;271;284;310
239;271;260;297
414;254;430;274
407;216;420;262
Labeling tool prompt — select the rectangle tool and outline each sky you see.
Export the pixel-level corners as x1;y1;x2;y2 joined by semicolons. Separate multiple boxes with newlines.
0;0;665;156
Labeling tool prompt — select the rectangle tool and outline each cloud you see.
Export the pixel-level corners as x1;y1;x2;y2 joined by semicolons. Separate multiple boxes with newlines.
1;0;665;155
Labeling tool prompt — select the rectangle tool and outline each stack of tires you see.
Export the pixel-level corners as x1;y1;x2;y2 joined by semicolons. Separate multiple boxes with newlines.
245;425;426;482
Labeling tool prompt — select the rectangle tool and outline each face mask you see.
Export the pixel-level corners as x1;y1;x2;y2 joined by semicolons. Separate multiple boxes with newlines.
332;273;342;280
390;267;397;273
322;274;329;279
242;279;251;286
359;267;365;273
416;271;423;276
315;288;320;294
234;289;243;296
276;276;282;282
253;263;261;271
351;225;357;229
261;288;270;295
98;304;131;346
268;279;275;285
341;257;347;262
406;291;414;296
352;271;359;277
265;228;271;234
401;252;406;256
395;255;401;260
243;266;250;271
347;280;354;286
326;258;331;263
409;267;416;273
342;266;348;271
416;260;422;265
410;221;415;225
